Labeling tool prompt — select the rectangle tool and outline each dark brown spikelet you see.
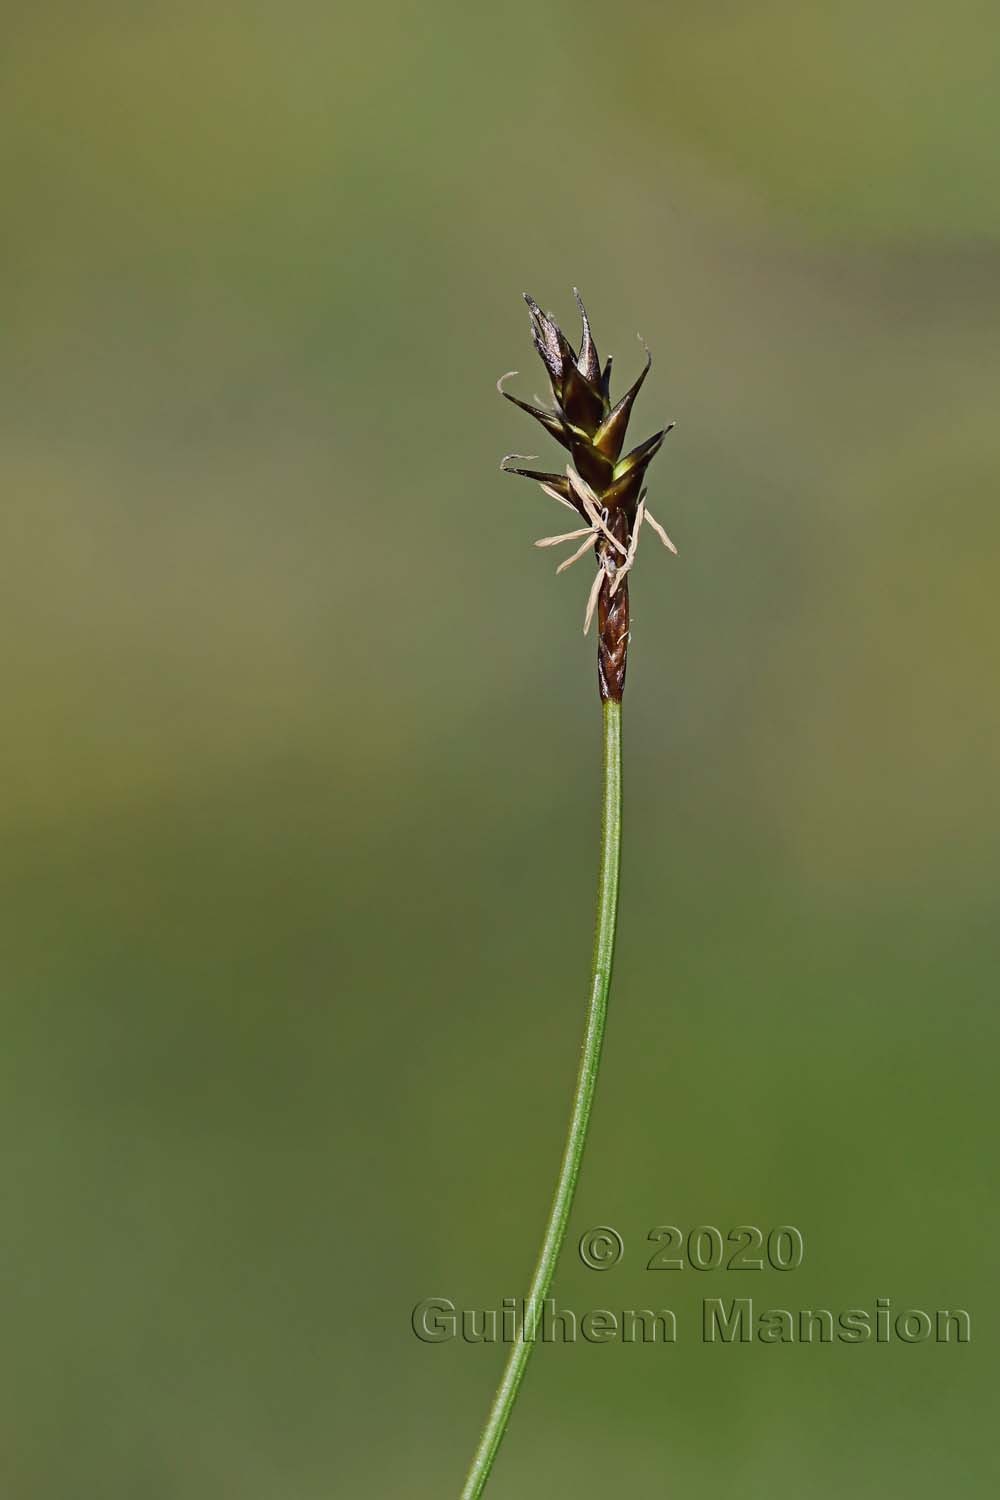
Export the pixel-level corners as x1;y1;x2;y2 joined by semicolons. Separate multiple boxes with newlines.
500;290;675;701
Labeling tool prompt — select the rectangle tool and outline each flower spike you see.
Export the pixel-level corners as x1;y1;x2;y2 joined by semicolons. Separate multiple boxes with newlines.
500;291;677;700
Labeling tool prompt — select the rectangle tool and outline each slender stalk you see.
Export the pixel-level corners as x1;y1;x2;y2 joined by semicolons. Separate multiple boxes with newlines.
459;699;623;1499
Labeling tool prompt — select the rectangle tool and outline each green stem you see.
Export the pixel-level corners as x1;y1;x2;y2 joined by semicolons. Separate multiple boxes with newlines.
459;699;623;1499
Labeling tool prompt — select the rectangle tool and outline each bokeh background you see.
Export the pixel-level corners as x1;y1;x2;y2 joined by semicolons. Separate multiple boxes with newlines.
2;2;998;1495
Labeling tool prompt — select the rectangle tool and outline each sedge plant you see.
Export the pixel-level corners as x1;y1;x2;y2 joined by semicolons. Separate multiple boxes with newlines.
459;291;676;1497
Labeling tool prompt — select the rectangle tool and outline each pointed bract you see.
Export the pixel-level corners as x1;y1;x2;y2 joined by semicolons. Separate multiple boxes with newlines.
523;293;580;396
569;435;614;492
601;428;672;511
498;380;572;450
573;289;601;385
559;361;606;433
500;460;587;518
593;350;652;462
614;425;671;477
501;460;568;487
523;294;567;387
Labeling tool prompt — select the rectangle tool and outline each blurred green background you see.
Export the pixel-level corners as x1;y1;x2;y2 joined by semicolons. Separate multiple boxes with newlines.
2;2;998;1495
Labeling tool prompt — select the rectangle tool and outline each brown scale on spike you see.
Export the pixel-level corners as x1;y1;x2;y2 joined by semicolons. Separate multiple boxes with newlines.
597;506;631;700
500;290;676;701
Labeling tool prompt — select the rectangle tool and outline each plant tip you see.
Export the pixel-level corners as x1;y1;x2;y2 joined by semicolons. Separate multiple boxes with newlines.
500;289;676;702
